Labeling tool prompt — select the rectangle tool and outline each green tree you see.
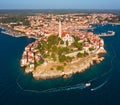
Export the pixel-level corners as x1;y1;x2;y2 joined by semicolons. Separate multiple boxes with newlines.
59;55;66;62
72;35;80;41
48;35;59;45
39;58;44;64
56;66;64;71
66;56;73;62
77;52;84;58
66;40;69;46
51;53;57;61
84;52;89;57
89;47;94;51
22;19;30;26
52;46;58;53
58;47;63;55
34;60;38;69
72;41;83;50
60;40;64;44
0;16;30;26
43;53;49;58
63;47;70;54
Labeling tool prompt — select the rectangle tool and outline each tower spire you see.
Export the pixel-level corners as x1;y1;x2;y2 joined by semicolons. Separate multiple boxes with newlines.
59;20;62;38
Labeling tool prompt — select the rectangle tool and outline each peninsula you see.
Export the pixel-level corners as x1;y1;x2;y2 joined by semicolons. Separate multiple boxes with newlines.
1;12;118;80
20;20;106;80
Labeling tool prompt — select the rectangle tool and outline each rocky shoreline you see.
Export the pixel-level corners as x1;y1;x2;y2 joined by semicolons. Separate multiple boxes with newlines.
6;29;106;80
27;47;106;80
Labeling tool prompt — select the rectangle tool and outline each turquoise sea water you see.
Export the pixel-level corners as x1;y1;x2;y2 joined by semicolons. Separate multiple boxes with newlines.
0;24;120;105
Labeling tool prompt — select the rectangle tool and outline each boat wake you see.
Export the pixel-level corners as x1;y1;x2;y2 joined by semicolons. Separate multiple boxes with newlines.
16;79;91;93
91;80;108;91
42;82;90;93
16;41;116;94
88;44;116;83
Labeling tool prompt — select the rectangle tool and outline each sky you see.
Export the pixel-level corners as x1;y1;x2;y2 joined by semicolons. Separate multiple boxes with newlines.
0;0;120;9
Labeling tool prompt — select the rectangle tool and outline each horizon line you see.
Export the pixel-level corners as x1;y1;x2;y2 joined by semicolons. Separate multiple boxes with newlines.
0;9;120;10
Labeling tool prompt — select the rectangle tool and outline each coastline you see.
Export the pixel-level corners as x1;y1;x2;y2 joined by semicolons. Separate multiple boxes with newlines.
0;24;107;80
30;47;106;80
0;26;38;39
108;23;120;25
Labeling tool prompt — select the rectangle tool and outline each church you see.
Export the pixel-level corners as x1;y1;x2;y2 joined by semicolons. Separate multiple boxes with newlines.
58;20;74;46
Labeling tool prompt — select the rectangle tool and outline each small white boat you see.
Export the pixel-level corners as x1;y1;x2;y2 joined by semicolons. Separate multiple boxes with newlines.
91;80;108;91
85;82;91;87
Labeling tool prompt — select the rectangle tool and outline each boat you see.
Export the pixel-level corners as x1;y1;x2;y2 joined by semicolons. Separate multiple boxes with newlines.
65;82;91;90
91;80;108;91
98;31;115;37
85;82;91;87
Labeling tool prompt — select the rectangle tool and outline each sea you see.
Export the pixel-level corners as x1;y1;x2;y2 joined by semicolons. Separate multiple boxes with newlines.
0;24;120;105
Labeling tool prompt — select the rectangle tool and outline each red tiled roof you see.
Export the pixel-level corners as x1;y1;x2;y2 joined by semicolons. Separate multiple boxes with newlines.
62;32;67;37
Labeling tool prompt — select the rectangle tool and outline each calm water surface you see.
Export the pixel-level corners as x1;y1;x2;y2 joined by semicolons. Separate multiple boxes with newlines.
0;24;120;105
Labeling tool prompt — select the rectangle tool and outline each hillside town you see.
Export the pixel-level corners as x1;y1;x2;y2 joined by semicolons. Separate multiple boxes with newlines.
0;13;119;38
20;17;105;79
21;31;104;72
0;13;110;79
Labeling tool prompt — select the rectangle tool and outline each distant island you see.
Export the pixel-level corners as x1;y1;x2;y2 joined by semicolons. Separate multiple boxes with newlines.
1;11;119;80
